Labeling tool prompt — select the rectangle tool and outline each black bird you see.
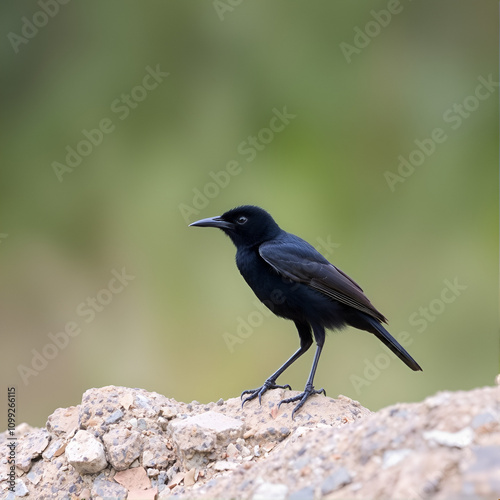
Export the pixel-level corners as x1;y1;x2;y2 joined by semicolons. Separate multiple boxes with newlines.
190;205;422;417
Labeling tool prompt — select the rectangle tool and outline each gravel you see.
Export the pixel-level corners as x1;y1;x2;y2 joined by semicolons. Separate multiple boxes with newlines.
0;382;498;499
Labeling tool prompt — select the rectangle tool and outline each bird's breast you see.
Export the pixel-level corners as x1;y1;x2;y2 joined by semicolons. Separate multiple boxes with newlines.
235;247;308;320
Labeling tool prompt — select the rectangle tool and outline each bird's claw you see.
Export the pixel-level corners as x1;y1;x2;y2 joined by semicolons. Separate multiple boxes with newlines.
278;385;326;419
241;380;292;408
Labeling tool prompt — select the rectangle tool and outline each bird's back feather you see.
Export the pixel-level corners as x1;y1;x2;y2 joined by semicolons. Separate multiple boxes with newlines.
259;234;387;323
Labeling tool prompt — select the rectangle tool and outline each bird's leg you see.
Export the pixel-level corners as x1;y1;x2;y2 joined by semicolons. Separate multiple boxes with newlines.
278;340;326;419
241;332;312;407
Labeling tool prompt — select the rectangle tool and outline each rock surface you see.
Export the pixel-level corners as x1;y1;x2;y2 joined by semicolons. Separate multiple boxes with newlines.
0;382;498;499
66;430;107;474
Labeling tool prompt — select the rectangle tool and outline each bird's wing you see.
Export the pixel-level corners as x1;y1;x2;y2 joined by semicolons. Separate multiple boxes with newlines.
259;238;387;323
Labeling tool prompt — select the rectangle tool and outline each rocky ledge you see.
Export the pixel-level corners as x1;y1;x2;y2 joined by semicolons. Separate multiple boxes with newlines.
1;382;499;499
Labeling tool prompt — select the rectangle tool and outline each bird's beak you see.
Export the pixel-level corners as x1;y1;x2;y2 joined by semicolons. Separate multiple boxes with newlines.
189;216;234;230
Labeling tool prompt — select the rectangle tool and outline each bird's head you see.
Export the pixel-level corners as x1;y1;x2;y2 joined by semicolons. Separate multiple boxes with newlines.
189;205;282;248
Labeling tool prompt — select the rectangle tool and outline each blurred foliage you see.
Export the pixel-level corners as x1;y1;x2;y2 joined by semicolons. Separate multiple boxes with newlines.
0;1;498;427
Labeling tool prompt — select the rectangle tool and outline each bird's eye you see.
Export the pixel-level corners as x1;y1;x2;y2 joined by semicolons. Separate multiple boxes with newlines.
236;216;248;225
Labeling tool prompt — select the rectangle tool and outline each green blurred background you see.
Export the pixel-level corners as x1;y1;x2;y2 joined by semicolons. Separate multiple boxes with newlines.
1;1;498;428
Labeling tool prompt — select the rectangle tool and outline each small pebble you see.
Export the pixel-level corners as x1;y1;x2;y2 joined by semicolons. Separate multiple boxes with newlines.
227;443;239;457
252;482;288;500
148;468;160;477
423;427;474;448
213;460;239;471
15;479;29;497
160;407;177;420
320;467;352;495
471;411;498;429
289;486;315;500
105;409;124;425
382;449;412;469
184;468;196;486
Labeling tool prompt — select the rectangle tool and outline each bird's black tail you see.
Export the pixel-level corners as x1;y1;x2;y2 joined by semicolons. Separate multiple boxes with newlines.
361;313;422;371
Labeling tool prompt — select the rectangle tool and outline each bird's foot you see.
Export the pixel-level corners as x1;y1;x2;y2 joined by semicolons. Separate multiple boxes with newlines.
278;384;326;419
241;379;292;407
